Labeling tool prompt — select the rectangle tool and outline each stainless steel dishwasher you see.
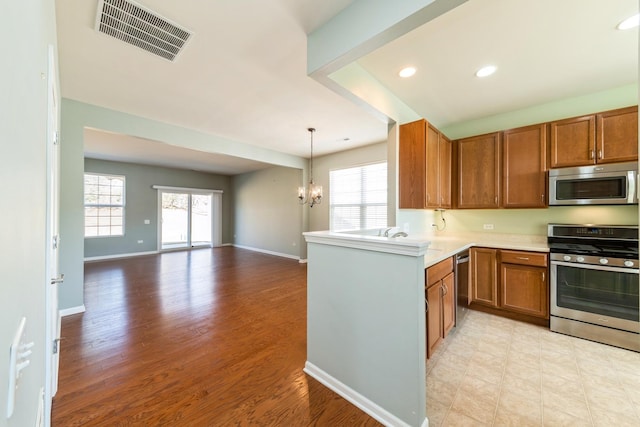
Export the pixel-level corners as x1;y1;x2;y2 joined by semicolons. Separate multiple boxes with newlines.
455;251;469;328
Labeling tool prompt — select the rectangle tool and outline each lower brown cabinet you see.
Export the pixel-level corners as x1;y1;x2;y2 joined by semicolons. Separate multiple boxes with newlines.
470;248;498;307
500;250;549;318
425;257;455;358
470;247;549;322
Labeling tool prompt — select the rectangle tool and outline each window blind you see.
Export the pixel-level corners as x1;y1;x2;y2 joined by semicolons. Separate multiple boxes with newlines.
329;162;387;231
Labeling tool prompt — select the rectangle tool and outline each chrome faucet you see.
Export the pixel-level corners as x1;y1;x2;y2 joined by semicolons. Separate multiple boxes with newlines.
382;227;393;237
391;231;408;238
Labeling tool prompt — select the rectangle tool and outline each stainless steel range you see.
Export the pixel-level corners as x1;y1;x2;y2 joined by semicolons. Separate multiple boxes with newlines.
548;224;640;352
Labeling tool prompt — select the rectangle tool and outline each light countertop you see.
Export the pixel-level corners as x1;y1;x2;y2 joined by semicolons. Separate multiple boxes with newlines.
417;232;548;268
303;229;548;268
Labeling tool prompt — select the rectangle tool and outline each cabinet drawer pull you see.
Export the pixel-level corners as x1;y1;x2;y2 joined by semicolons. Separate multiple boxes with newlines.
516;257;530;260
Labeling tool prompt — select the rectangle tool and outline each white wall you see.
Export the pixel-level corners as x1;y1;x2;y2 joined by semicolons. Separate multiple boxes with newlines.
0;0;57;425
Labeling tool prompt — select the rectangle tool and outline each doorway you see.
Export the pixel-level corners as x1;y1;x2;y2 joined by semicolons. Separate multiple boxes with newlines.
155;186;223;251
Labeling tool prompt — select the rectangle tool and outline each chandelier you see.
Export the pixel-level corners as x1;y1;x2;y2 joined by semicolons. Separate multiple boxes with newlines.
298;128;323;207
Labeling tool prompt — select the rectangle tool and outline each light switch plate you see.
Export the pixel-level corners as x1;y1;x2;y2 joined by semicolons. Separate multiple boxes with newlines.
7;317;27;418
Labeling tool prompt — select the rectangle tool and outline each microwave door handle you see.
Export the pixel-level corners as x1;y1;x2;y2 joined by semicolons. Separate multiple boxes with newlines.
629;171;637;203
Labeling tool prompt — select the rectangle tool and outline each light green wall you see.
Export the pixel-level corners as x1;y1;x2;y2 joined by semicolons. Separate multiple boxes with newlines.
401;206;638;236
59;102;88;310
84;159;233;258
232;167;303;258
306;241;427;426
1;0;56;425
441;84;638;139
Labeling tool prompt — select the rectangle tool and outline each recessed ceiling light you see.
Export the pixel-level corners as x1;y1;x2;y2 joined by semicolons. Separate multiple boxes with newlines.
617;13;639;30
475;65;497;78
399;67;416;78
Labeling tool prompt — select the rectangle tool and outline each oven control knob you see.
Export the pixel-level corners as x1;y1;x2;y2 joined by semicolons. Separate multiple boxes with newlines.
624;260;635;267
576;256;585;263
563;255;571;262
599;258;609;265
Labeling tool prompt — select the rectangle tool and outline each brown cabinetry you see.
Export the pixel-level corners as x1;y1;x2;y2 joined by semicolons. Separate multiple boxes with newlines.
550;106;638;168
425;257;455;358
399;119;451;209
399;120;426;208
427;126;452;208
456;132;501;208
502;124;547;208
597;106;638;164
470;247;549;323
500;250;549;319
470;247;498;307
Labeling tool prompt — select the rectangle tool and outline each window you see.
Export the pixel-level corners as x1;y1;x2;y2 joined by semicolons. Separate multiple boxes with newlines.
330;162;387;231
84;173;125;237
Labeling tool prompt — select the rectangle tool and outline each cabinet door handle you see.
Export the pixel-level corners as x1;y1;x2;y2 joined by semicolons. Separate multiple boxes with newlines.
598;150;602;159
542;272;545;282
589;150;594;160
441;284;447;296
495;196;498;205
425;298;429;313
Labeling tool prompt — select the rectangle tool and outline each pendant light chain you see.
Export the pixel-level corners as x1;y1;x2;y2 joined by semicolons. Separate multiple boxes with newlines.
297;127;322;207
309;127;315;183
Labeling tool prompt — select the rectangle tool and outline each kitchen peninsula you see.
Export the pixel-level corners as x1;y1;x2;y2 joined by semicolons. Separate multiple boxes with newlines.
303;230;548;427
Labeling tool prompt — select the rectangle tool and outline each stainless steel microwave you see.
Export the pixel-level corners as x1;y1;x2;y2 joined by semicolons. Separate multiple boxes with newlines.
549;161;638;205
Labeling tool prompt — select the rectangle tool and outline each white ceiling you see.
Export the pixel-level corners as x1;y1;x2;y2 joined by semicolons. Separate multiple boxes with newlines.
56;0;638;175
358;0;638;129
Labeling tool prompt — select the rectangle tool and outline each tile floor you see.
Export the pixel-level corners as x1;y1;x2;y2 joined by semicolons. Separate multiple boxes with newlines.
425;310;640;426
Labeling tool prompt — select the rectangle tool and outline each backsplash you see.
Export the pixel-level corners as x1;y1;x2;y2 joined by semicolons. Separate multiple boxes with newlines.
397;205;638;236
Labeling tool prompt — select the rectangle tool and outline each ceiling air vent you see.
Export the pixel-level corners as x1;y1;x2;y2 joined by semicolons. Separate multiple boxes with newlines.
95;0;192;62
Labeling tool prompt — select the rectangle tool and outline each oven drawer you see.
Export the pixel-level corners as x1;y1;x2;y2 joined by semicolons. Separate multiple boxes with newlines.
501;250;548;267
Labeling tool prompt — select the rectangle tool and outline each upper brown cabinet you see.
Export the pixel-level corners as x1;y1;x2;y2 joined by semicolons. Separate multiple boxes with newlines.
597;106;638;164
399;120;426;208
456;132;501;209
399;119;451;209
502;124;547;208
549;114;594;168
426;124;452;209
550;106;638;168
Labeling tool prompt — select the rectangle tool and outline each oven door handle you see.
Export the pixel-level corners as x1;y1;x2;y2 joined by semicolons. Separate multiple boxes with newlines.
551;260;639;274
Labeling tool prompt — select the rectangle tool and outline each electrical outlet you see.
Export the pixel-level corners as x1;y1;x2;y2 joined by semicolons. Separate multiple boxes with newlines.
144;219;150;225
483;224;494;230
137;240;143;244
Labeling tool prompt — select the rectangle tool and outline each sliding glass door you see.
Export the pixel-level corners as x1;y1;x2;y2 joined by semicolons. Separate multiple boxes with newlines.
160;191;213;250
190;194;212;247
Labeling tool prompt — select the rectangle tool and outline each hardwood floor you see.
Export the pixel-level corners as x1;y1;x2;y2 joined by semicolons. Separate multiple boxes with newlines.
52;247;381;426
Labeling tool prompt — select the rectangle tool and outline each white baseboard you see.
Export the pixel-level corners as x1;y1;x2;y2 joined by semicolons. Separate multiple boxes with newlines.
303;361;425;427
84;250;159;262
233;244;300;261
60;305;86;317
